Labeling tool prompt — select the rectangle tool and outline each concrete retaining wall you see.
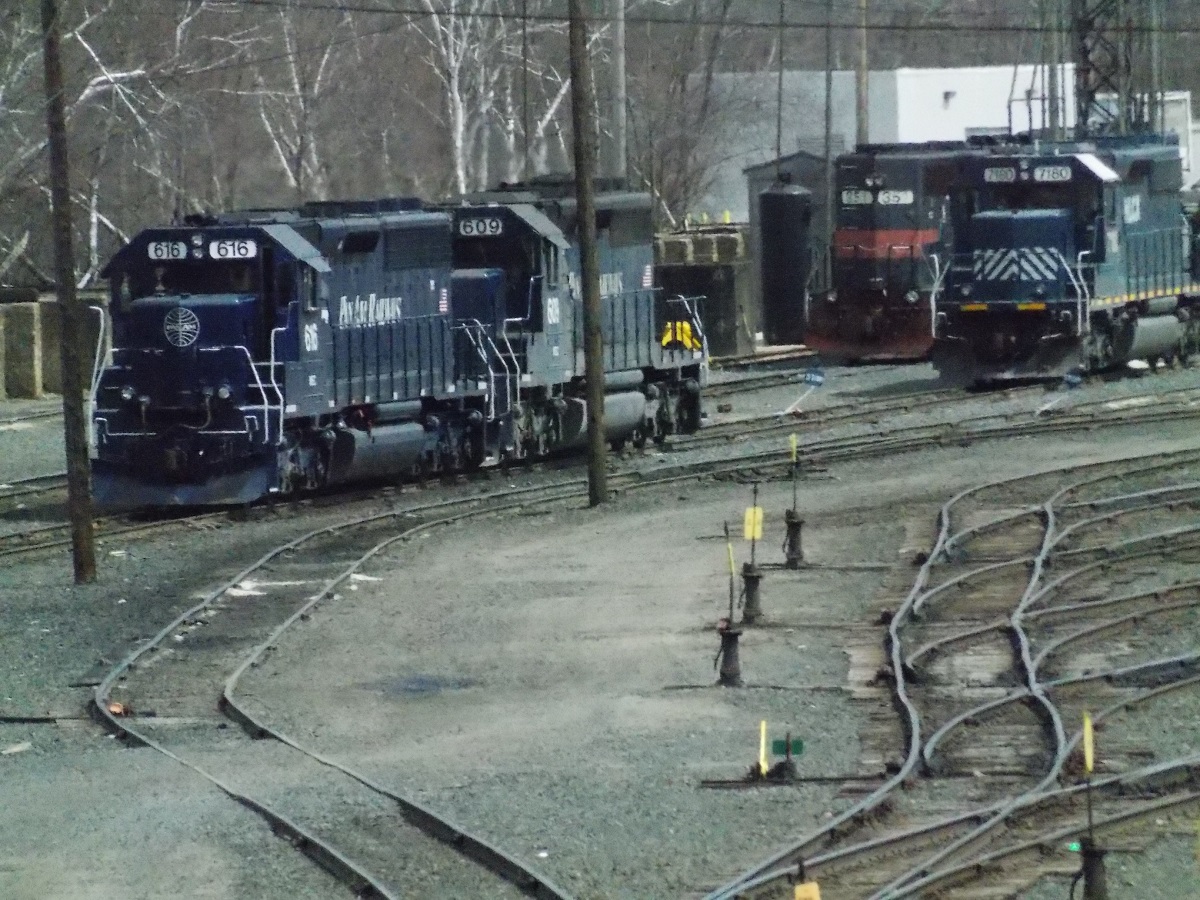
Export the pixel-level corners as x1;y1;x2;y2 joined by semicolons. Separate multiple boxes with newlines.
1;293;109;399
3;303;43;399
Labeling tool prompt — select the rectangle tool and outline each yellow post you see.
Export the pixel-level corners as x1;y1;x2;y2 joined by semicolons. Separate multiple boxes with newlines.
759;720;768;776
789;433;799;464
1083;711;1094;775
794;883;822;900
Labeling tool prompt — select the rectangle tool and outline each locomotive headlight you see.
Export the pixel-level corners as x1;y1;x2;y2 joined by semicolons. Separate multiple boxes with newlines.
905;290;919;304
191;248;203;259
191;233;203;247
216;384;232;400
959;284;973;297
825;290;837;303
119;385;136;402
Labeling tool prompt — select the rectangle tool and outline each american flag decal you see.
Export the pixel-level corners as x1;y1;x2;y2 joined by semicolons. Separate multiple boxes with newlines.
642;265;653;289
438;288;449;313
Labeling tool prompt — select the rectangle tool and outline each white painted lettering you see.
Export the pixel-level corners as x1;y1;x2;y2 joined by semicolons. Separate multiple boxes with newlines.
338;293;405;327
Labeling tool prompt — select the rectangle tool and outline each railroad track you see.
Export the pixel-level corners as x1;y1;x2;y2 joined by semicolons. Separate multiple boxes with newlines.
705;370;817;398
0;471;68;514
69;392;1200;898
9;381;1200;564
0;407;62;427
700;449;1200;899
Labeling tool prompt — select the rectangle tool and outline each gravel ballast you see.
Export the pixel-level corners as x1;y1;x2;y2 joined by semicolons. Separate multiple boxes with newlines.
5;368;1200;898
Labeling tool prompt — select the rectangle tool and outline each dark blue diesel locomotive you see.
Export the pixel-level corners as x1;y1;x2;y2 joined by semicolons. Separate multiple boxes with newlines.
92;192;705;507
446;181;704;455
933;134;1200;381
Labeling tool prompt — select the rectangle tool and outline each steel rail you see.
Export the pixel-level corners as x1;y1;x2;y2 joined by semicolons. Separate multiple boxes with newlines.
890;690;1200;898
93;481;590;899
876;519;1200;897
908;579;1200;670
908;488;1200;667
221;500;579;899
727;748;1200;898
702;443;1200;900
921;650;1200;767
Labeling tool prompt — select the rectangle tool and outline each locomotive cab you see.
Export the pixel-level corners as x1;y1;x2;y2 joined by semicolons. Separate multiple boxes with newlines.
94;224;329;506
935;135;1200;381
807;144;963;362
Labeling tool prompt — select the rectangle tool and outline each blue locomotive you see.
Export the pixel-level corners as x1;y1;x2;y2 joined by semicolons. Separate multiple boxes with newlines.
932;134;1200;381
92;190;705;507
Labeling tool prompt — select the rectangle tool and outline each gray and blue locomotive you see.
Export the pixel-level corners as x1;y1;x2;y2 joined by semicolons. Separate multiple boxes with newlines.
92;190;705;507
933;134;1200;381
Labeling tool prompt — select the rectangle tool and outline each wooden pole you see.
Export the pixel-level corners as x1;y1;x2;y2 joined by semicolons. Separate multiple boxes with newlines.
41;0;97;583
823;0;834;282
611;0;627;181
856;0;869;146
568;0;607;506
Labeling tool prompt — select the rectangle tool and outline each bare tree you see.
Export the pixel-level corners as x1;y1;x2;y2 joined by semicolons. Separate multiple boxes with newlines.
627;0;743;221
248;5;351;202
0;0;255;285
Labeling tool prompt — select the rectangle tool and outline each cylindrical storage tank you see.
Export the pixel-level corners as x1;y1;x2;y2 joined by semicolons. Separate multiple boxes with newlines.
759;183;812;346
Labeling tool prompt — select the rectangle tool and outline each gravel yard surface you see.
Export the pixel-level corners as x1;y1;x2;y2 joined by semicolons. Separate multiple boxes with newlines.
1020;834;1200;899
4;368;1200;899
0;398;64;484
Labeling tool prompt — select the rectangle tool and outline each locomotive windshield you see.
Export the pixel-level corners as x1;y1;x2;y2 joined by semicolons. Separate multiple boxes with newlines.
977;182;1089;212
837;189;941;230
126;259;262;300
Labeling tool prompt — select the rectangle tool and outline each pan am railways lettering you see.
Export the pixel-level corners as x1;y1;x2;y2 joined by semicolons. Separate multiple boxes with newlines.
338;293;404;327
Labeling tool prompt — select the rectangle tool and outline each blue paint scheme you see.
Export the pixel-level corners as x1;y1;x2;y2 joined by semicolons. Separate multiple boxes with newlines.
93;188;707;507
931;133;1200;380
967;209;1073;304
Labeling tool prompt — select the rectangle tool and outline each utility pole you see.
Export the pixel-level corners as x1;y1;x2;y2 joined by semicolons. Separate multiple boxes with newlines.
1047;0;1062;137
521;0;530;180
1150;0;1163;132
41;0;97;583
856;0;868;146
775;0;785;166
823;0;834;280
568;0;607;506
610;0;627;181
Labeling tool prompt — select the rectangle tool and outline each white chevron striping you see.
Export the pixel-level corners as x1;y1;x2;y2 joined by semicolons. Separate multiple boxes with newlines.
973;247;1062;282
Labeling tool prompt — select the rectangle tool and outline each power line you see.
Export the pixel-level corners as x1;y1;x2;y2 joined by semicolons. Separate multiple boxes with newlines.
155;0;1200;36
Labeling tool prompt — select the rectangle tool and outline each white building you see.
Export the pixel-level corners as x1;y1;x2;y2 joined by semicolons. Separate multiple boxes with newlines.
702;63;1079;220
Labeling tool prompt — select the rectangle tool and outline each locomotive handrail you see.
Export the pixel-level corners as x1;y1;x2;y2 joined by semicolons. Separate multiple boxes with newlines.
453;318;513;422
266;327;286;442
927;253;949;338
87;304;109;453
503;273;544;328
239;344;277;445
665;293;709;378
482;328;516;421
1068;249;1094;336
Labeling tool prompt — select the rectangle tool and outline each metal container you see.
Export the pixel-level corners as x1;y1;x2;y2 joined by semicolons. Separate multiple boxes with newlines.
759;183;812;345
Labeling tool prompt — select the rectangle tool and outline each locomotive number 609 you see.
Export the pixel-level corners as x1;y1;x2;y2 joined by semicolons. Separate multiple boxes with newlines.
459;217;503;237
